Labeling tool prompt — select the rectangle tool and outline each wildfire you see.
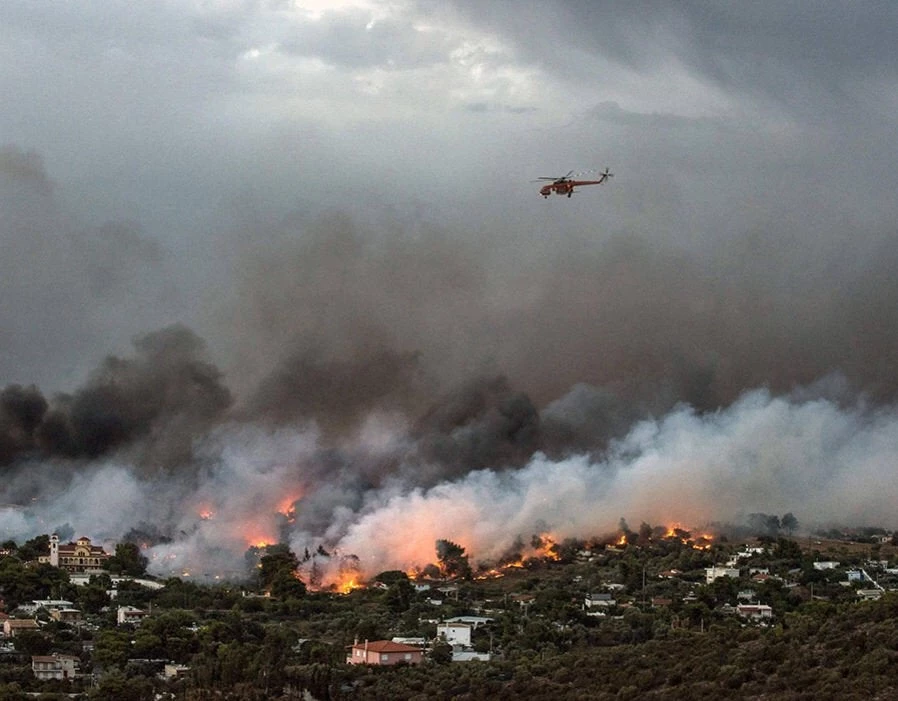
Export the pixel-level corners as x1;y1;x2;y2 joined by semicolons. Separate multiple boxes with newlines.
531;533;561;561
277;494;302;522
336;575;362;594
663;524;714;549
198;508;214;520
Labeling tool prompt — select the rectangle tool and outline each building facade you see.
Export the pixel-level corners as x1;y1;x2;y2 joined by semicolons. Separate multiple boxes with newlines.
32;653;80;680
346;640;423;665
48;534;110;573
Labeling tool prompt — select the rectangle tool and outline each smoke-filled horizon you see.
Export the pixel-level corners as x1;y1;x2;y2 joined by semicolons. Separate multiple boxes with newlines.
3;218;898;584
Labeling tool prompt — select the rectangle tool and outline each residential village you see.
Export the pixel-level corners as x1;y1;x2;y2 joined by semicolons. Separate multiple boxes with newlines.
1;520;898;699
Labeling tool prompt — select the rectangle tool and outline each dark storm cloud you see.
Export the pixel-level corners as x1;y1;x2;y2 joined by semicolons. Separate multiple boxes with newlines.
439;1;898;113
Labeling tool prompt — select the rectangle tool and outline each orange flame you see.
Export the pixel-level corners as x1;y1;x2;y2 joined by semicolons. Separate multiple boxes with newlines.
277;494;302;519
336;575;362;594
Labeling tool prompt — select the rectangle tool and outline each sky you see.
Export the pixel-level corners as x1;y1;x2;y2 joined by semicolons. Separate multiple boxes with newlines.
2;1;898;582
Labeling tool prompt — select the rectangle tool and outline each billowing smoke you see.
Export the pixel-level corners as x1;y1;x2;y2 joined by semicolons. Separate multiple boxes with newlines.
0;325;230;473
4;148;898;585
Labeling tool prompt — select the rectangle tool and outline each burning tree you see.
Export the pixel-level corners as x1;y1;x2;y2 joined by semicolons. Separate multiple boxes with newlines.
257;544;306;599
436;539;472;580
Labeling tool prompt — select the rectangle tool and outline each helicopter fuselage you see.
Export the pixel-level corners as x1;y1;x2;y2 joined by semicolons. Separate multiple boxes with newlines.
540;179;607;198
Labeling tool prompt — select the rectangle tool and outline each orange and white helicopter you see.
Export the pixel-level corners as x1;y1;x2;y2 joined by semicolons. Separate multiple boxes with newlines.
535;167;613;198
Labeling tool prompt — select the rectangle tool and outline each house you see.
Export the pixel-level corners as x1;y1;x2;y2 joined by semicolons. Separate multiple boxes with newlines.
117;606;151;626
437;622;472;647
346;640;424;665
585;593;616;608
857;589;883;601
452;650;491;662
444;615;493;628
163;663;190;680
813;561;840;571
46;534;110;573
3;619;40;638
706;566;740;584
32;653;80;680
736;604;773;621
49;608;82;623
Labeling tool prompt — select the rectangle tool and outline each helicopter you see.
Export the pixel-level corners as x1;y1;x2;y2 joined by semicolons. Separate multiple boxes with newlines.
535;167;613;198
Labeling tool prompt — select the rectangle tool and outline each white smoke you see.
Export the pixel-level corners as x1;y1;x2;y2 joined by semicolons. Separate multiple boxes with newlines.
327;389;898;575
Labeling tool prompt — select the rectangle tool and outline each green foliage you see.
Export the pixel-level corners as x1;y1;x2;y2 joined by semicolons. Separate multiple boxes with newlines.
430;640;453;665
257;543;306;599
88;670;154;701
106;542;148;576
15;535;50;562
12;629;51;656
0;557;71;609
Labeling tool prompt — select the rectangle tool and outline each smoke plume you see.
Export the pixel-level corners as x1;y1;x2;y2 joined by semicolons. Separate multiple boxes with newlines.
4;198;898;585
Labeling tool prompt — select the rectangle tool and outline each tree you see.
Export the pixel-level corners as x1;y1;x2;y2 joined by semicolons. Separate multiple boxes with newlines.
16;535;50;562
12;629;50;656
436;539;471;580
773;537;803;563
430;640;453;665
88;670;154;701
748;513;781;537
781;513;799;535
107;542;148;576
258;544;306;598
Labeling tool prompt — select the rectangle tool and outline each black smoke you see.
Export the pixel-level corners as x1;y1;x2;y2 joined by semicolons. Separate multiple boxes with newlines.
1;325;231;471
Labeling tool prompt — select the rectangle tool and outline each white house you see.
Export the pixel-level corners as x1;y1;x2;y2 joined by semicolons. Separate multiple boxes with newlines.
20;599;75;614
444;616;493;628
813;561;840;570
706;567;740;584
452;650;491;662
584;593;616;608
117;606;151;626
437;622;472;647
